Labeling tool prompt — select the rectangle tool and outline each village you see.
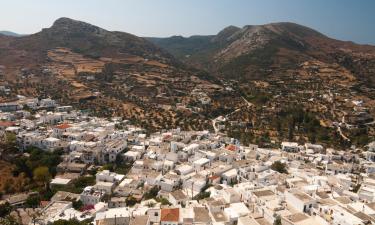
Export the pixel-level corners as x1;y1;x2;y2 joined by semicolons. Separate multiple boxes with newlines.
1;96;375;225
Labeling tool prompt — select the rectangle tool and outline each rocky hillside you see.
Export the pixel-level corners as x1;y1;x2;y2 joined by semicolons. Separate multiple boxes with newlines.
149;22;375;147
0;19;373;147
2;17;178;65
0;18;227;132
148;22;375;86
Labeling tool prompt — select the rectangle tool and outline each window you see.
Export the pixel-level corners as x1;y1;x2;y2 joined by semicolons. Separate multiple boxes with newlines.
154;212;158;216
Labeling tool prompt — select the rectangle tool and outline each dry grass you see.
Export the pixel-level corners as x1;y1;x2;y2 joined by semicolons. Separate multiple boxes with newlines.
47;48;105;76
0;160;29;193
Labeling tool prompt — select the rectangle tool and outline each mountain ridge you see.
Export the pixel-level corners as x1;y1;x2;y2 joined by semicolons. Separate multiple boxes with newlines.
0;17;224;132
0;17;374;146
0;30;25;37
148;22;375;85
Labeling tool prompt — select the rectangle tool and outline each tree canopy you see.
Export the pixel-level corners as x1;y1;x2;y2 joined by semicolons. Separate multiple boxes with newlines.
271;161;288;174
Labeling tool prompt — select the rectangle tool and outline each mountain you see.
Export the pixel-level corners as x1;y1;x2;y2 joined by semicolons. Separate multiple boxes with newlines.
0;31;24;37
0;18;225;131
9;17;176;63
0;18;374;147
148;22;375;85
149;22;375;146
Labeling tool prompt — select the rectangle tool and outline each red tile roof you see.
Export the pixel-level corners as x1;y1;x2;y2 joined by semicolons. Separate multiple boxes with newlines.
55;124;71;129
40;200;50;208
161;208;179;222
208;175;220;180
163;134;172;140
0;121;16;127
226;144;236;151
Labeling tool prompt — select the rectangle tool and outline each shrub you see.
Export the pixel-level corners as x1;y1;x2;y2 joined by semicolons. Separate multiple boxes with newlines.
271;161;288;174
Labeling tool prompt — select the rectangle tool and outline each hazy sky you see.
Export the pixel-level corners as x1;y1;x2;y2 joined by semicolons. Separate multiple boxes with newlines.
1;0;374;44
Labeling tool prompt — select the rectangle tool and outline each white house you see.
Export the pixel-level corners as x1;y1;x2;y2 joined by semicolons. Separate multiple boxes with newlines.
80;186;105;206
40;98;56;108
193;158;210;171
224;202;250;223
96;170;125;183
95;207;131;225
160;174;181;192
285;189;316;213
123;150;141;161
223;188;241;204
169;190;188;206
42;137;64;151
105;140;127;163
281;142;300;152
222;168;238;184
176;164;194;176
94;182;114;194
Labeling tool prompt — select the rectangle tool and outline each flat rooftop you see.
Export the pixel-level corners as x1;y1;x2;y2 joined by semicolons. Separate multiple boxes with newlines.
252;190;275;198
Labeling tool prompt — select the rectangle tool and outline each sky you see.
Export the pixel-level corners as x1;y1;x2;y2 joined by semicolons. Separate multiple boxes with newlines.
1;0;374;44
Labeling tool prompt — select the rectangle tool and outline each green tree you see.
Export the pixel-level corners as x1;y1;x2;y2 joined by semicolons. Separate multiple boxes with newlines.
33;166;51;189
352;184;361;193
274;215;282;225
0;202;13;217
271;161;288;174
25;195;40;208
126;196;138;207
5;132;16;146
143;186;160;200
51;218;92;225
72;200;83;210
155;197;171;206
0;216;20;225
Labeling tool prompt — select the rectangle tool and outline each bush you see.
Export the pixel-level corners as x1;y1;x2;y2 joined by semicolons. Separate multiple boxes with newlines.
72;200;83;210
274;215;282;225
0;216;20;225
193;192;211;200
126;196;138;207
0;202;12;217
155;197;171;206
51;218;92;225
52;176;96;194
143;186;160;200
271;161;288;174
13;147;62;179
25;195;41;208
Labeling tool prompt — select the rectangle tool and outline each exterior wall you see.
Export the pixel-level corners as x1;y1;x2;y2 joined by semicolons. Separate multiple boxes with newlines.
80;194;102;206
168;193;187;206
108;200;126;208
285;191;315;213
94;183;114;194
160;181;175;192
147;208;161;223
332;209;363;225
161;221;178;225
96;217;130;225
223;191;241;203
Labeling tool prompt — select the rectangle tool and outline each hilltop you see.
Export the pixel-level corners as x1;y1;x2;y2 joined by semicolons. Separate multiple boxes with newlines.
148;22;375;85
0;18;374;146
149;22;375;146
0;31;24;37
0;18;226;132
